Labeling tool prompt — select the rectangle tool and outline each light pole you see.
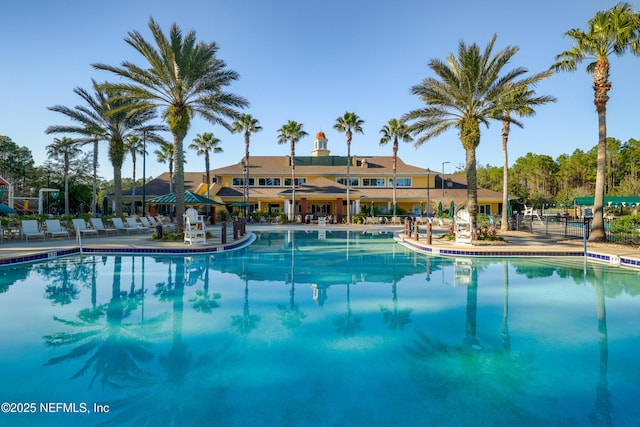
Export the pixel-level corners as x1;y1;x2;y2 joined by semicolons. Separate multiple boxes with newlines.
142;131;146;217
441;161;450;198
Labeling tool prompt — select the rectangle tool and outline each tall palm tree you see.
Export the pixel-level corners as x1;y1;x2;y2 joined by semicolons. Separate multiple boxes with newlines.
46;137;81;215
155;143;175;195
496;84;556;231
232;114;262;215
334;112;364;224
404;35;553;232
277;121;308;221
125;135;147;215
552;2;640;241
46;79;163;215
379;118;413;216
189;132;223;220
93;18;248;232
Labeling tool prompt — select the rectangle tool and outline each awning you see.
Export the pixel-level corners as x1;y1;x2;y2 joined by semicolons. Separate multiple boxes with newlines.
147;190;224;205
573;196;640;206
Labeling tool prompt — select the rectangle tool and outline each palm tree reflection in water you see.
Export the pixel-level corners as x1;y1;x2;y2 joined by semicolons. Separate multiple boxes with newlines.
43;256;159;389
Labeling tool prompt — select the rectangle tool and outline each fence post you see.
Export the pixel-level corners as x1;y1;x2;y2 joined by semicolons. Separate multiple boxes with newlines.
221;222;227;244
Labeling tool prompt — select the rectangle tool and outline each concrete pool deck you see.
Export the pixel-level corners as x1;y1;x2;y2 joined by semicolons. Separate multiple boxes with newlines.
0;223;639;270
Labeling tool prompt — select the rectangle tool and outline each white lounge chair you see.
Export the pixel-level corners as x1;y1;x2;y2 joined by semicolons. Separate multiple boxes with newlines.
111;218;133;234
21;220;45;242
126;217;150;232
45;219;70;239
90;218;119;235
154;216;176;231
72;218;98;238
139;217;152;230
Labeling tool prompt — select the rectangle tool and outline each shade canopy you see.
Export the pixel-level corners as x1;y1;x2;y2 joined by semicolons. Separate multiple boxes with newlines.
0;203;16;215
228;202;249;207
147;191;224;206
573;196;640;207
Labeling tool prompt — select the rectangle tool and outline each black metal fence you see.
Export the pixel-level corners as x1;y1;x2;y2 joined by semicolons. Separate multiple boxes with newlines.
509;215;640;245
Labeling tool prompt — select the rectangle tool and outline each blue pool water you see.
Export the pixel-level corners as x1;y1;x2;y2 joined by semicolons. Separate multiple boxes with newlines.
0;230;639;426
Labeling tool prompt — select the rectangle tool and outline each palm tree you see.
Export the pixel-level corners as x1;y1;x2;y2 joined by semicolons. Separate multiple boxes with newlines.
404;35;554;232
125;135;147;215
552;2;640;241
46;137;81;215
46;79;164;215
496;84;556;231
379;118;413;216
189;132;223;220
232;114;262;215
334;112;364;224
155;143;175;194
93;18;248;232
277;121;308;221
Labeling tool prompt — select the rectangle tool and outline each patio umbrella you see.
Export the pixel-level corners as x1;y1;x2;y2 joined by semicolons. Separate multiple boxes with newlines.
419;200;423;215
449;201;455;218
102;196;109;216
393;202;397;216
0;203;16;215
370;203;375;216
437;201;443;217
507;201;512;216
229;202;249;207
147;190;224;206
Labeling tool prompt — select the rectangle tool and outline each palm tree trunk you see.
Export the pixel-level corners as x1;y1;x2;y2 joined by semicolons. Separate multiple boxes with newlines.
392;139;398;213
174;133;186;232
131;157;136;215
92;139;98;217
501;119;510;232
590;110;607;241
466;148;478;234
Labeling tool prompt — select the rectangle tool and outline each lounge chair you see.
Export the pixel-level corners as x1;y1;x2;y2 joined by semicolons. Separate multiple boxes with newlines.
111;218;133;234
45;219;70;239
126;217;150;232
90;218;119;235
154;216;176;231
139;217;152;230
21;220;45;242
72;218;98;238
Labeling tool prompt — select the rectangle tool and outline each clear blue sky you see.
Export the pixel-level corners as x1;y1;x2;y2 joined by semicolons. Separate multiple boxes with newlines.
1;0;638;181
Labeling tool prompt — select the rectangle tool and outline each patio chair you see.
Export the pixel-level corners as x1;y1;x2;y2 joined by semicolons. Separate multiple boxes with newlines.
139;217;152;230
90;218;119;235
126;217;150;232
111;218;133;234
72;218;98;238
21;220;45;242
154;216;176;231
45;219;70;239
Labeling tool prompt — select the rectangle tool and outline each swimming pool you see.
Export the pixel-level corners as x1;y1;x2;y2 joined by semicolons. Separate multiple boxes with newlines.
0;230;639;426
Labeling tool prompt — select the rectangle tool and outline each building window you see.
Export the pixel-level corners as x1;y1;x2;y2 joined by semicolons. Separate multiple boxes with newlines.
337;177;359;187
389;178;412;187
258;177;281;186
362;177;386;187
284;177;307;186
232;177;255;186
478;204;491;214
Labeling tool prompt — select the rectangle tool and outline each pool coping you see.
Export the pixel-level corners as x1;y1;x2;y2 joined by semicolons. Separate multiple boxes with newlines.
395;234;640;271
0;233;256;266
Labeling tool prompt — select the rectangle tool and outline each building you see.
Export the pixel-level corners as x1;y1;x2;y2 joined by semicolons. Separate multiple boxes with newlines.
127;132;506;222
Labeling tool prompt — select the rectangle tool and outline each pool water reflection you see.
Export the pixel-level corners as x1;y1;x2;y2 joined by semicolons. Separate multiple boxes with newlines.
0;230;639;426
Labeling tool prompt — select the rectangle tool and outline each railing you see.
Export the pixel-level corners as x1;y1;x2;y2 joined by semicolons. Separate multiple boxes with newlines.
509;215;639;245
